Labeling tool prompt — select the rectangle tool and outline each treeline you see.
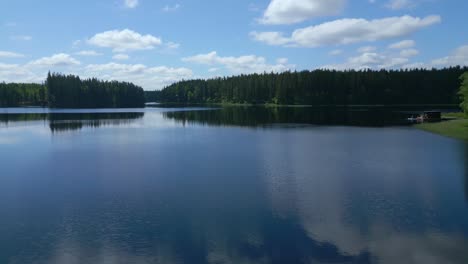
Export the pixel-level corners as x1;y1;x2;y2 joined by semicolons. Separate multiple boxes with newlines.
0;83;47;107
47;73;145;108
145;91;161;102
157;67;468;106
460;72;468;115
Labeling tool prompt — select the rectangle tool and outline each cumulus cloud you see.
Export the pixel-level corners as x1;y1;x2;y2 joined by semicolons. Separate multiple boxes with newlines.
88;29;162;52
249;32;291;46
0;63;43;83
27;53;81;67
322;42;468;70
113;54;130;60
400;49;419;57
75;50;103;56
357;46;377;53
0;51;25;58
166;42;180;49
431;45;468;67
251;15;440;48
182;51;295;74
0;54;82;83
322;52;409;70
0;49;193;90
389;39;415;49
84;63;193;90
259;0;346;25
124;0;138;9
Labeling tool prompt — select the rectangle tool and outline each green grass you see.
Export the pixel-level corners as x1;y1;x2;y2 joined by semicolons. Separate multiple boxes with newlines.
416;117;468;141
442;112;467;119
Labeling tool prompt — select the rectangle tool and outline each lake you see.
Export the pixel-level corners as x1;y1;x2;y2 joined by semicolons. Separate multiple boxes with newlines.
0;107;467;264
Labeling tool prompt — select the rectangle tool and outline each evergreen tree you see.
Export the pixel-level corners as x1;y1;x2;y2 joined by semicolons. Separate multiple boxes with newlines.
155;67;467;107
459;72;468;115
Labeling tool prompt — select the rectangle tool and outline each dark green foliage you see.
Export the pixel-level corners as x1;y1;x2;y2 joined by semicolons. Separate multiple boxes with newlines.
0;82;47;107
46;72;145;108
459;72;468;115
144;90;161;102
158;67;467;106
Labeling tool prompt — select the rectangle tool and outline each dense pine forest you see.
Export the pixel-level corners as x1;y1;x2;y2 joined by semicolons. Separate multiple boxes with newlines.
0;83;47;107
1;68;467;108
46;73;145;108
0;73;145;108
157;67;468;106
460;72;468;115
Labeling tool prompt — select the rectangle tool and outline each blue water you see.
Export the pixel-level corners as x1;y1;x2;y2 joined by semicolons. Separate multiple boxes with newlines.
0;107;467;264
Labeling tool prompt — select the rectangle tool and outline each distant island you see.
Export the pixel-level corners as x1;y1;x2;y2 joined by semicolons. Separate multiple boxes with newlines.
1;67;468;108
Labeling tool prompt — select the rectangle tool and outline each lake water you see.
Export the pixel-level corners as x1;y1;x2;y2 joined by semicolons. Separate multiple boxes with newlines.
0;107;467;264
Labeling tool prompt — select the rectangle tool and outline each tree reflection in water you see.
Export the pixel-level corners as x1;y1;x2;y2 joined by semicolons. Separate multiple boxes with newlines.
0;112;145;132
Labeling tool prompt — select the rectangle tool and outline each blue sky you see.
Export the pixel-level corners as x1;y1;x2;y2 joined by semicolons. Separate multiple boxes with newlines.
1;0;467;90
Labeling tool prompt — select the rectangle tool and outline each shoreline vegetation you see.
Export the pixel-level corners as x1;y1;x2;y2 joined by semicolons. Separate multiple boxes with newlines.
0;73;145;108
417;72;468;141
416;113;468;141
153;67;467;106
1;68;467;112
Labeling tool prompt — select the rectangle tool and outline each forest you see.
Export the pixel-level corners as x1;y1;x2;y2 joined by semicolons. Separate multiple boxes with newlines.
460;72;468;115
0;73;145;108
0;83;47;107
1;68;467;108
157;67;468;106
46;73;145;108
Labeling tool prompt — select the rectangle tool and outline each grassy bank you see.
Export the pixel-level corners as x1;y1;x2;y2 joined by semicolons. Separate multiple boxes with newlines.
416;113;468;141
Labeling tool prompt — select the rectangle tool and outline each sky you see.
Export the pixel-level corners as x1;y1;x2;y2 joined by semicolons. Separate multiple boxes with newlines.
0;0;467;90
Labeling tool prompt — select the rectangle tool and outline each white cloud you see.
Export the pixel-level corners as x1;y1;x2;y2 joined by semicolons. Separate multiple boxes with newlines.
162;4;181;12
431;45;468;67
357;46;377;53
166;42;180;49
249;31;291;46
72;40;82;47
386;0;416;10
75;50;103;56
276;58;289;64
0;63;43;83
401;62;427;69
28;53;80;67
252;15;440;48
0;51;25;58
0;47;192;90
88;29;162;52
84;63;193;90
389;39;415;49
10;35;32;41
182;51;295;74
124;0;138;8
400;48;419;57
113;54;130;60
323;52;409;70
259;0;346;25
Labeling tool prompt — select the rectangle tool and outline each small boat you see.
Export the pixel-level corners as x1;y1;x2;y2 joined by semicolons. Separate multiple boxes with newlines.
407;115;425;123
